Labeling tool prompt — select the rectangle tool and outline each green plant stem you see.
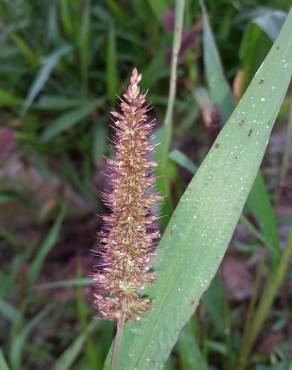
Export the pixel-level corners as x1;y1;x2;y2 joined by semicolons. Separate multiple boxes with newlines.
237;249;266;370
111;314;125;370
161;0;184;166
157;0;185;223
276;99;292;207
237;229;292;370
223;294;233;370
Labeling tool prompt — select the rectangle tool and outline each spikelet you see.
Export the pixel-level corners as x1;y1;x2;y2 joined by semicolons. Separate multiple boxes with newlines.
93;68;161;322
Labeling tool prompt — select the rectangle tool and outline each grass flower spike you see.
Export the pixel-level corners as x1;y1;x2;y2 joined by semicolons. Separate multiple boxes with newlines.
93;68;161;324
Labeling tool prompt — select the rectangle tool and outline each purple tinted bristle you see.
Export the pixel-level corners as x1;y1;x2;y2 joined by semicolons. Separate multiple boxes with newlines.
92;68;161;322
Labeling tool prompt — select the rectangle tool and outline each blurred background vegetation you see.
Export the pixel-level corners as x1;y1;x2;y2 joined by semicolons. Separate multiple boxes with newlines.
0;1;291;370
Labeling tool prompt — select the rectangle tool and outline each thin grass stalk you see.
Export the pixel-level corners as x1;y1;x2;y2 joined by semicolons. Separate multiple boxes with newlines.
240;215;273;252
223;293;232;370
276;98;292;206
237;230;292;370
250;230;292;342
160;0;185;166
79;0;91;95
236;249;267;370
106;23;118;104
59;0;74;37
157;0;185;222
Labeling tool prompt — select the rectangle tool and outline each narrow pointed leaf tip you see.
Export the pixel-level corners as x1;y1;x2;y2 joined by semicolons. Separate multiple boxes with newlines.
93;68;161;322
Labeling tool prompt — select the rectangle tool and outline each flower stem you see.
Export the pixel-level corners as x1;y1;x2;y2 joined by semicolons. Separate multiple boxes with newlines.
111;314;125;370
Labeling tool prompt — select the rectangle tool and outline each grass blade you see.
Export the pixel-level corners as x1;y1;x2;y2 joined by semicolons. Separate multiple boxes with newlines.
200;0;234;123
106;23;118;103
53;320;97;370
0;190;34;208
47;0;59;44
160;0;185;168
240;215;272;250
59;0;74;37
147;0;168;20
76;264;101;370
37;96;89;110
93;118;107;166
247;174;280;260
202;278;227;334
104;9;292;370
0;349;11;370
0;89;21;108
78;0;91;94
0;300;21;323
277;98;292;205
239;22;271;93
28;203;66;284
177;318;209;370
61;156;93;200
237;228;292;370
140;48;166;90
10;32;38;68
106;0;127;23
41;99;104;141
169;149;197;174
21;45;72;115
10;306;52;370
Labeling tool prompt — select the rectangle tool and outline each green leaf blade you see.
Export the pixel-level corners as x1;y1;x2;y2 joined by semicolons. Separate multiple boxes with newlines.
21;45;72;115
106;23;118;103
0;299;22;323
247;174;280;259
201;1;234;123
53;320;97;370
41;99;103;141
10;306;52;370
177;319;209;370
28;203;66;284
169;149;197;174
0;349;11;370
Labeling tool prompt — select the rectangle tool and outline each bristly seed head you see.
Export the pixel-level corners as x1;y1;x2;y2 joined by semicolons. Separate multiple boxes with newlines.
93;68;161;322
